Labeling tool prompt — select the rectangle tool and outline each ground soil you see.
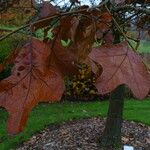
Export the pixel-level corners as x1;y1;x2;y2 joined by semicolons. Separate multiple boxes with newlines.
16;117;150;150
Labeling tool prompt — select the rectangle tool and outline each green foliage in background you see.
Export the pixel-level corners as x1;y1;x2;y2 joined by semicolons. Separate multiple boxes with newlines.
64;64;98;101
0;32;27;80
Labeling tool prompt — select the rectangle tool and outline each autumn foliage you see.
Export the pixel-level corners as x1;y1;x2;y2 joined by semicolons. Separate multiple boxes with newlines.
89;41;150;99
0;1;150;135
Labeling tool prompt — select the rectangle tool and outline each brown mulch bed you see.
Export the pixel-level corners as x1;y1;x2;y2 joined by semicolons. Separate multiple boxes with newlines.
16;118;150;150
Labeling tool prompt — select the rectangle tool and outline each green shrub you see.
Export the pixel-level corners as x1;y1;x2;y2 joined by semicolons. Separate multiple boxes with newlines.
64;64;98;101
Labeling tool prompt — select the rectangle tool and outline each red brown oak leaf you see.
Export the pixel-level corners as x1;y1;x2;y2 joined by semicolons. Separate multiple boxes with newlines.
59;16;79;42
89;41;150;99
38;2;58;19
94;12;112;39
52;15;96;61
34;2;59;30
48;39;78;76
0;38;65;134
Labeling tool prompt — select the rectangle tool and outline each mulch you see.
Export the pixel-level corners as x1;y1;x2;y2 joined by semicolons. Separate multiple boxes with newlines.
16;118;150;150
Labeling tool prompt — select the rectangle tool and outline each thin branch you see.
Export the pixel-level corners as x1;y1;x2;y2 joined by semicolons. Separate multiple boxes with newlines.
114;5;150;15
0;24;29;41
0;0;109;41
105;5;135;50
125;35;140;42
66;1;75;12
105;5;150;70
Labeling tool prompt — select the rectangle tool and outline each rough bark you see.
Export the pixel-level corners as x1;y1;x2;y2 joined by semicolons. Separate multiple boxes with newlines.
100;23;125;149
100;85;125;149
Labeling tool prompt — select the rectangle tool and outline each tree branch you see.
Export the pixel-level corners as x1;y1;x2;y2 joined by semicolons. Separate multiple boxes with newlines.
0;0;109;41
105;5;150;70
114;5;150;15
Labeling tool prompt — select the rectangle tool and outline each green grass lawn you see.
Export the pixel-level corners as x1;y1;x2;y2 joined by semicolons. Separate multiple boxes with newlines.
0;98;150;150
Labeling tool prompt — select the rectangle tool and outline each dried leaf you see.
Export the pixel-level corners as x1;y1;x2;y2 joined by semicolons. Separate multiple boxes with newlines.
89;41;150;99
94;11;112;39
59;16;79;42
96;12;112;30
53;15;95;61
71;17;96;60
38;2;58;19
103;31;114;44
48;39;78;76
0;39;64;134
84;57;99;74
34;2;59;30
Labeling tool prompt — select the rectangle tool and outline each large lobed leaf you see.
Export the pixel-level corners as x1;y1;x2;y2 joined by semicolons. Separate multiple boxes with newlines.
51;15;96;61
0;39;65;134
89;41;150;99
48;38;78;76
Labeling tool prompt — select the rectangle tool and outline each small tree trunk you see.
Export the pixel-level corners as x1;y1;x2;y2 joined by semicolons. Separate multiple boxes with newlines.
100;85;125;149
99;12;125;148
